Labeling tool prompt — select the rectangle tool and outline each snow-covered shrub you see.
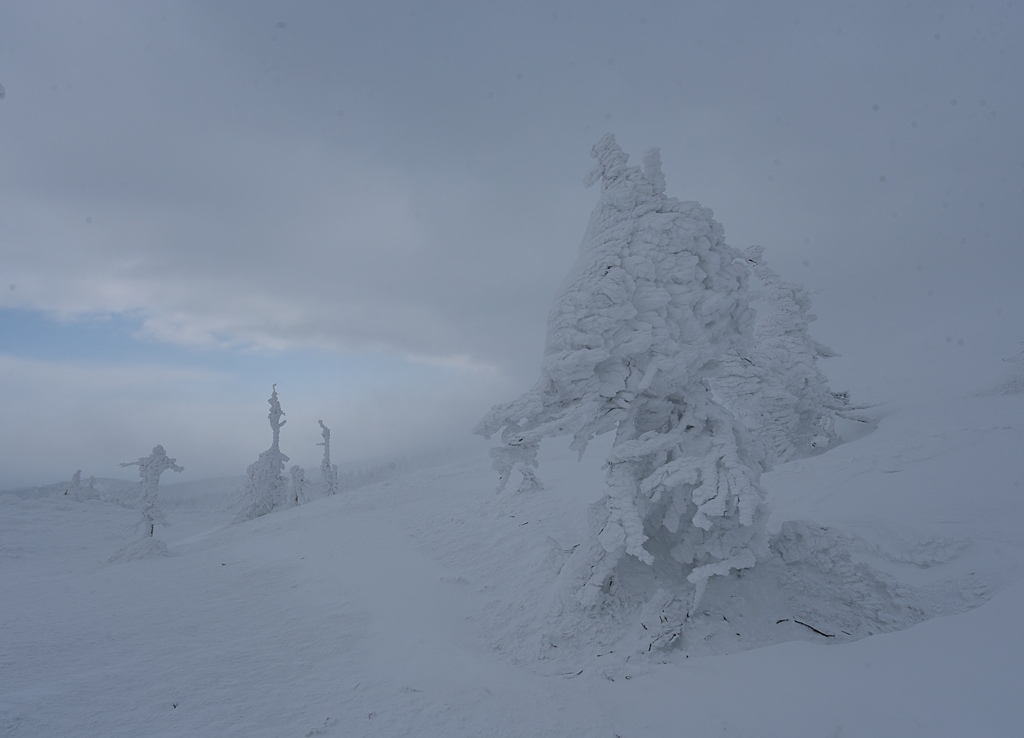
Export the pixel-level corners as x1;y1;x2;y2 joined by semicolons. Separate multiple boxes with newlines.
712;245;842;464
477;134;769;616
236;385;292;522
119;445;183;537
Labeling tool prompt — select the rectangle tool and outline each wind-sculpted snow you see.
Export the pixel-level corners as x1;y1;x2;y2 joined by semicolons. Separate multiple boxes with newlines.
107;536;171;563
463;395;1016;676
478;134;767;626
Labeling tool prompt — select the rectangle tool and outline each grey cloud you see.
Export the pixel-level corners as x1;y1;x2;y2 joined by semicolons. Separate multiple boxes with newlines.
1;1;1023;486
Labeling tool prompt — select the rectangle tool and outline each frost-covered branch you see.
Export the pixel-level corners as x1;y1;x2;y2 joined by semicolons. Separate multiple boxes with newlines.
711;245;844;464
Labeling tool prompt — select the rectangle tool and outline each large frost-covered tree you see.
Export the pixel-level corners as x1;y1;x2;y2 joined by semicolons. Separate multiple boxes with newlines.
236;385;292;522
120;445;183;537
477;135;769;616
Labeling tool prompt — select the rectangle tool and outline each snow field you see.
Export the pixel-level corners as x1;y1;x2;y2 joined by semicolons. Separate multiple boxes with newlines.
2;390;1022;736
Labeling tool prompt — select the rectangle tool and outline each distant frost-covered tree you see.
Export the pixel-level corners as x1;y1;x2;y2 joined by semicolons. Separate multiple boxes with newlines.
289;465;306;506
120;445;182;537
236;385;291;522
712;245;842;464
64;470;83;499
477;135;768;614
318;420;339;495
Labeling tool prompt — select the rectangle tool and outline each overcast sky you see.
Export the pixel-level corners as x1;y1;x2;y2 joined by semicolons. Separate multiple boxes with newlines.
2;0;1022;489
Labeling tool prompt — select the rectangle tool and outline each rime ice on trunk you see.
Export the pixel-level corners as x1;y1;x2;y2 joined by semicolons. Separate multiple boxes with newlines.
268;384;286;451
318;420;339;496
236;385;292;522
289;465;305;506
476;134;769;621
120;445;183;537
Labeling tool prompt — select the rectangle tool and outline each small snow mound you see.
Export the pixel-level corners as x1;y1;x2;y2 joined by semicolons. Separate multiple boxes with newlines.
108;537;172;564
758;520;984;642
492;515;990;674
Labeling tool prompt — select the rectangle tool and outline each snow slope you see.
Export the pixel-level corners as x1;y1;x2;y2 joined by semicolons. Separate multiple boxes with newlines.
2;390;1023;737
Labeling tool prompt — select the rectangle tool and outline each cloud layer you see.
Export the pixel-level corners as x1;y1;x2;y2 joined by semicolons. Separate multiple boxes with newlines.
2;1;1022;487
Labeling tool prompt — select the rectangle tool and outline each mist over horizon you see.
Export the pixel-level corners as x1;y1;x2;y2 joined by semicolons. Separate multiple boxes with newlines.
2;1;1022;489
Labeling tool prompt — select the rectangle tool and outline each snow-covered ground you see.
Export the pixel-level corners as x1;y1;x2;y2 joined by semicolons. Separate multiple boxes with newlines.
2;387;1023;736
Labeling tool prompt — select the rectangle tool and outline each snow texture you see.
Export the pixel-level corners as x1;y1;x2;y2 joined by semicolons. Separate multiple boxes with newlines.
477;134;768;625
2;389;1021;737
108;536;171;563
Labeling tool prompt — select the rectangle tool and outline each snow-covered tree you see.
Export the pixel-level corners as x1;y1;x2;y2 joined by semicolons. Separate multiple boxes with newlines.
120;445;183;537
236;385;291;522
289;465;306;506
476;134;769;618
318;419;339;496
711;245;842;464
63;470;83;500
